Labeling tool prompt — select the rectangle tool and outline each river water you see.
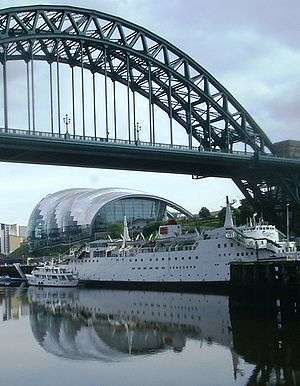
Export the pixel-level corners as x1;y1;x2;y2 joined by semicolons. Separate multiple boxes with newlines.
0;286;299;386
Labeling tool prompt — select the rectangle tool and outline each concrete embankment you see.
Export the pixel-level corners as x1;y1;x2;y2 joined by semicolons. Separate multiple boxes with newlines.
230;260;300;290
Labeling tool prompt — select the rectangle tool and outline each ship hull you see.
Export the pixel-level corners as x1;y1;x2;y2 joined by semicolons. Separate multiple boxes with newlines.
80;279;230;292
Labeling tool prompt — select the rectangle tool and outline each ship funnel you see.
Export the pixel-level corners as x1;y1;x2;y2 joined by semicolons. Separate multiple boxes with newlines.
224;196;234;228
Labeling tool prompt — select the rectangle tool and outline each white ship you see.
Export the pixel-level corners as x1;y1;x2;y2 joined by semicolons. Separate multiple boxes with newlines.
26;262;78;287
65;198;299;287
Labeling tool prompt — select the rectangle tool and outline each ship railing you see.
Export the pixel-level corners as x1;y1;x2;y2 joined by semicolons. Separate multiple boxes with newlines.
140;247;155;253
226;227;281;252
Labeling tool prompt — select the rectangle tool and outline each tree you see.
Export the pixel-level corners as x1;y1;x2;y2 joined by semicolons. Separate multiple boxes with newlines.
107;223;123;239
218;207;227;224
143;222;161;238
199;207;211;219
236;199;255;226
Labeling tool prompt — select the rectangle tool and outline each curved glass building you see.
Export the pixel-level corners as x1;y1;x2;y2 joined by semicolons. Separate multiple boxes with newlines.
28;188;191;246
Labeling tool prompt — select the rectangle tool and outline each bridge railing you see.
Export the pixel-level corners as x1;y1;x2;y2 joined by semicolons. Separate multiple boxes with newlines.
0;126;277;158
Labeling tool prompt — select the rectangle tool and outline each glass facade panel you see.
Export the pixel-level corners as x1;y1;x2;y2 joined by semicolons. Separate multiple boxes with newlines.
93;198;166;232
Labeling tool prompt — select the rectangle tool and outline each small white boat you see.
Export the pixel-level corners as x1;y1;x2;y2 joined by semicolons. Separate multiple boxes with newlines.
26;262;78;287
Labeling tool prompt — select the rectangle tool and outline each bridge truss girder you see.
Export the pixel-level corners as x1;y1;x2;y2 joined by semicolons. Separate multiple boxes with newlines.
0;5;273;152
0;5;298;231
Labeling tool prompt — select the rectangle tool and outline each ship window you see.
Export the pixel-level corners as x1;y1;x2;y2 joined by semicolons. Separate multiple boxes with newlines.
181;257;184;260
135;259;137;262
155;267;159;270
231;243;233;247
241;253;244;256
188;257;191;260
162;258;164;261
224;244;227;248
237;253;239;256
175;257;178;260
196;256;198;260
132;267;135;270
137;267;141;270
143;267;147;270
156;258;158;261
168;257;171;261
218;244;220;248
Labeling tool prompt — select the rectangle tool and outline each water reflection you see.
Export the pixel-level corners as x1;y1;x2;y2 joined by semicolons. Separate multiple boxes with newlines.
28;288;232;361
0;286;29;321
1;287;300;385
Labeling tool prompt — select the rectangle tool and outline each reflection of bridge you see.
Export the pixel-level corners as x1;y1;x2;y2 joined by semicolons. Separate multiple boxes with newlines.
0;5;299;228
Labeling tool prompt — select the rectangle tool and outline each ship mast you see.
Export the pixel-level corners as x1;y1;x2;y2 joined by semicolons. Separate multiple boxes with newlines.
224;196;234;229
122;216;131;248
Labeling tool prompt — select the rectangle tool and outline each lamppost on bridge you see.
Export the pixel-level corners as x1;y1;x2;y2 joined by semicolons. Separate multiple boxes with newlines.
286;202;290;245
135;122;141;145
63;114;71;139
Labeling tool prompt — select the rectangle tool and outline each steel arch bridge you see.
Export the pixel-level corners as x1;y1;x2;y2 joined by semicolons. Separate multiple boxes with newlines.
0;5;299;230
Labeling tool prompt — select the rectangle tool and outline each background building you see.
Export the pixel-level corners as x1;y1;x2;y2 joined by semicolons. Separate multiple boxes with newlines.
0;223;27;256
272;140;300;158
28;188;192;248
0;224;10;255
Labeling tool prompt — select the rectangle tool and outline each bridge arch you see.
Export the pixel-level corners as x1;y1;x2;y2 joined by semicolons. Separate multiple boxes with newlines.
0;5;273;153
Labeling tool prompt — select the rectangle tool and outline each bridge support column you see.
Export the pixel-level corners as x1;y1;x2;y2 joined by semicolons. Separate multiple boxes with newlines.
168;73;173;146
71;66;76;137
104;48;109;140
80;41;85;138
31;44;36;133
126;55;131;142
188;85;192;149
26;61;31;132
152;103;155;144
148;65;153;144
92;72;97;139
113;80;117;140
56;42;61;136
2;45;8;131
133;91;137;142
49;63;54;134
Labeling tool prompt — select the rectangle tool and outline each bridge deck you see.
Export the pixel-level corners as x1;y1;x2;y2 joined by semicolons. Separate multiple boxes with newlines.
0;127;298;178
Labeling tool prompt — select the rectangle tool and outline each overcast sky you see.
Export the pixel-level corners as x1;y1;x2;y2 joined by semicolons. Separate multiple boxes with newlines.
0;0;299;225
